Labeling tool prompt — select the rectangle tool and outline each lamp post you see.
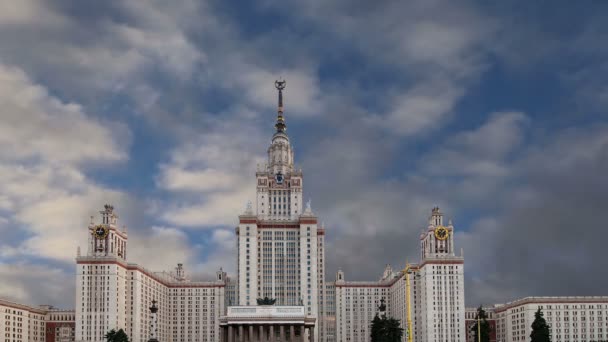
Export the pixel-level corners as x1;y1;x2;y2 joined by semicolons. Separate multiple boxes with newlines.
148;299;158;342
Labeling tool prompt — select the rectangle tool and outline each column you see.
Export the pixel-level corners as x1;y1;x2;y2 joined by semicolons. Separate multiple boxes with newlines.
259;325;264;342
280;325;285;341
270;325;275;342
309;326;314;342
228;326;234;342
300;326;306;342
239;325;244;342
249;325;254;342
290;325;295;341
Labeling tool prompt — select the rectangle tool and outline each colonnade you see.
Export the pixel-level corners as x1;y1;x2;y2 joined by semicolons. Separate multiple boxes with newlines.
220;324;315;342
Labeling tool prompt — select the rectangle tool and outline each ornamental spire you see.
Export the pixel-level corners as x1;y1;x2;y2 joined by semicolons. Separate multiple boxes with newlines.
274;79;286;133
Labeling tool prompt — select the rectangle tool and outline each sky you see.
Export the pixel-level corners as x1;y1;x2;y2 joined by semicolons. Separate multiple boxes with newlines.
0;0;607;309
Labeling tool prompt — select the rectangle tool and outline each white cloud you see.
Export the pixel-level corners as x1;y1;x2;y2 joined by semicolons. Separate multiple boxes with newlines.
189;229;236;280
0;64;130;263
107;22;205;79
0;65;129;165
0;262;75;307
156;118;266;227
419;111;528;178
383;78;465;136
128;226;199;273
0;0;66;27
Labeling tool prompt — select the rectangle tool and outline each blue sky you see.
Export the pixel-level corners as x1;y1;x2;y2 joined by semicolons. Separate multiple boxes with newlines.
0;0;607;308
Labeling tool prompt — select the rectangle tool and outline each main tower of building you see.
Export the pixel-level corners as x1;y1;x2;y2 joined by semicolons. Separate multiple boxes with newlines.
415;207;465;342
236;81;327;341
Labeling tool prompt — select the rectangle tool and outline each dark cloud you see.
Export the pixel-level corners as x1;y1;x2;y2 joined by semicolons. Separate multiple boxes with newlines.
1;0;608;310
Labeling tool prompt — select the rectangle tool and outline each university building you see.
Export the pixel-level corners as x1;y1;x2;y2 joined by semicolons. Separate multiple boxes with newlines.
4;80;608;342
492;296;608;342
75;205;226;342
1;298;75;342
233;80;327;341
335;207;466;342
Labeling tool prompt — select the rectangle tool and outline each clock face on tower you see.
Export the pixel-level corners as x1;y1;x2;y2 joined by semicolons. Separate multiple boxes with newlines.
93;225;109;239
434;226;449;241
275;172;284;184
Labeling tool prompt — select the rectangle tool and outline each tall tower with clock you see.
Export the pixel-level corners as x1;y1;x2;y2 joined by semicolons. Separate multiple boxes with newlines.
416;207;465;342
236;80;327;341
86;204;128;260
255;80;303;221
77;204;130;342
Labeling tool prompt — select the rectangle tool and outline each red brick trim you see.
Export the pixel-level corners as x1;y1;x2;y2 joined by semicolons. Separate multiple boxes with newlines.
0;300;47;314
258;223;301;229
335;283;393;288
494;297;608;313
77;260;225;288
418;260;464;268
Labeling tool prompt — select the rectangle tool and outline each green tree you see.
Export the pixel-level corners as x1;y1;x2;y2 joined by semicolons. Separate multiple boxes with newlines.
104;329;116;342
383;317;404;342
470;306;491;342
371;314;383;342
530;308;551;342
370;315;404;342
105;328;129;342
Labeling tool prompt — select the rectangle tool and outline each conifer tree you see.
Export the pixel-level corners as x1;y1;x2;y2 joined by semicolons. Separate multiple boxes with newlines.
384;317;404;342
370;315;404;342
470;306;491;342
105;328;129;342
530;308;551;342
371;314;383;342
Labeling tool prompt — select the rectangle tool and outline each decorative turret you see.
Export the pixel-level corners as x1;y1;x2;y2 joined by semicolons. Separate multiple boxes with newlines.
381;264;393;281
175;263;185;281
430;206;443;226
101;204;117;225
87;204;128;260
336;269;345;284
421;207;455;259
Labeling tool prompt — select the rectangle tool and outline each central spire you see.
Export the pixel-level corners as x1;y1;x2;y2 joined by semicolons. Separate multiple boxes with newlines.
274;79;286;133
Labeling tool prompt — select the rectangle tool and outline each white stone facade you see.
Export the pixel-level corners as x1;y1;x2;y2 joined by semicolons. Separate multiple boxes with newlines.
416;208;465;342
235;94;327;341
0;299;74;342
75;208;225;342
494;297;608;342
332;208;465;342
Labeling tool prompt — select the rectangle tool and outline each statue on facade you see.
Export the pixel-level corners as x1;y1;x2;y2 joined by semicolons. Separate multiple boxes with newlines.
256;297;277;305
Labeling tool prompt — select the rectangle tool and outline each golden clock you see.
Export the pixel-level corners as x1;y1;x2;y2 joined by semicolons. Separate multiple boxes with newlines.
434;225;449;240
93;225;109;239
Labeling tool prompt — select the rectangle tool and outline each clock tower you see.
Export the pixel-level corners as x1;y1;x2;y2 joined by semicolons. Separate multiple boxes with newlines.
420;206;455;259
416;207;465;342
86;204;128;261
255;80;303;221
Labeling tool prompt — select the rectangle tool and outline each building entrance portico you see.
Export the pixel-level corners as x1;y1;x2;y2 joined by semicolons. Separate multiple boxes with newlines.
220;306;316;342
